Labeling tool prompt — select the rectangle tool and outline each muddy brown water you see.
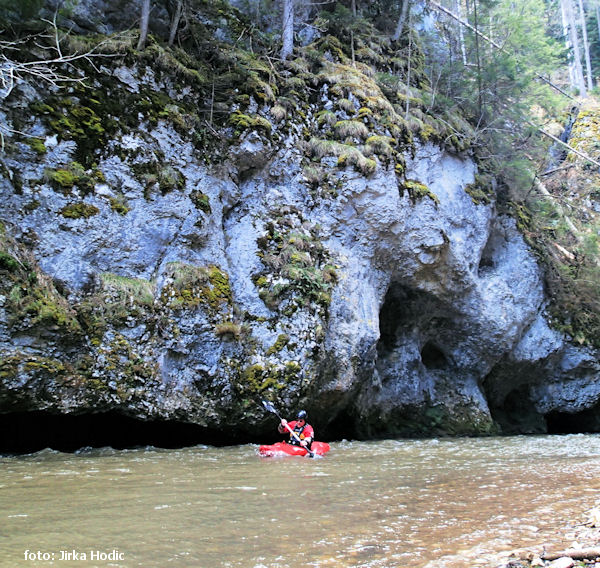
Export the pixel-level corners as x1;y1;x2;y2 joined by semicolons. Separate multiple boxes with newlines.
3;435;600;567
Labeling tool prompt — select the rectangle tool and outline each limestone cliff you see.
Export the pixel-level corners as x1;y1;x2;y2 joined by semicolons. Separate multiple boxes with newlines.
0;1;598;445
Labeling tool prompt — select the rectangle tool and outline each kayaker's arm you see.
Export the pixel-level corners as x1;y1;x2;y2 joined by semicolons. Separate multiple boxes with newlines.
300;424;314;447
277;419;288;435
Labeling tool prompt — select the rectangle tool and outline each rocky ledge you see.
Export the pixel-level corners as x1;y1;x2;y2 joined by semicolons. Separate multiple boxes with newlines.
1;31;600;445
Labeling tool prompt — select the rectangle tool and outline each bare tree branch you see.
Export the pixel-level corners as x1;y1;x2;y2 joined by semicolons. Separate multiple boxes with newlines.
0;17;118;101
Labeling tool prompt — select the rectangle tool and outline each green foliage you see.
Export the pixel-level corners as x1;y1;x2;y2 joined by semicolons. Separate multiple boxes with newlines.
365;135;396;158
47;168;77;193
334;119;369;140
465;174;494;205
421;0;563;195
266;334;290;355
37;99;108;168
254;208;337;316
521;102;600;347
228;111;272;135
0;229;81;336
26;137;47;155
77;274;155;341
307;137;377;176
161;262;232;314
0;251;20;272
101;273;153;304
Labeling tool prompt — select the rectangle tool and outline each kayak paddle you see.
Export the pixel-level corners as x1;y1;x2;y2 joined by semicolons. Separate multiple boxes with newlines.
261;399;315;458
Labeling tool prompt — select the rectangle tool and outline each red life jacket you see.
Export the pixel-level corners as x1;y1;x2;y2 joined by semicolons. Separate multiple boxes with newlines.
286;420;314;446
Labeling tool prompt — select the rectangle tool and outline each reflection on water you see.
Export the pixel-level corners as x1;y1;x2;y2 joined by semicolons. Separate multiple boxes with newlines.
3;435;600;567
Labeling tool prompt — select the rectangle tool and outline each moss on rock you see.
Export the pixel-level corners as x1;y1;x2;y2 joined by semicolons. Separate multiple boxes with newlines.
60;202;100;219
253;208;337;317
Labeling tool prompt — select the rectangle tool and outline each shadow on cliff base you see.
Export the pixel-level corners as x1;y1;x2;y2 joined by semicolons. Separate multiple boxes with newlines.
3;406;599;455
546;406;600;434
486;384;600;435
0;411;268;454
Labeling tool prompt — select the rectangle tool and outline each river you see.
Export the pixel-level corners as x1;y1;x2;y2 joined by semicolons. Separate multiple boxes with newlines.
3;434;600;567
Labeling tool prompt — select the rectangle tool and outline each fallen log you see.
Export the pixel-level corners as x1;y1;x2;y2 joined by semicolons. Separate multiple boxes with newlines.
541;548;600;561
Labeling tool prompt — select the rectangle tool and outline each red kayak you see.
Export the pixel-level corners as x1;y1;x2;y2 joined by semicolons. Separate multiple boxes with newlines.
258;441;330;457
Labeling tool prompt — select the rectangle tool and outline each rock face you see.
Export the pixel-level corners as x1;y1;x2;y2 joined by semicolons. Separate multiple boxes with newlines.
1;28;599;444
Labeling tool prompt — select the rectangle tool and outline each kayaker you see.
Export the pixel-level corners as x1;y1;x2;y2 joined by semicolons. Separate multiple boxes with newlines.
278;410;314;449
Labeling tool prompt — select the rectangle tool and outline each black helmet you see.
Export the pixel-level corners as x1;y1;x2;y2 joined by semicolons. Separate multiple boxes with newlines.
296;410;307;420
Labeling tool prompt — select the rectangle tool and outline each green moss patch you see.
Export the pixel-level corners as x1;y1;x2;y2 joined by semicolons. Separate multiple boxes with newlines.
161;262;232;315
190;190;211;213
402;179;439;205
465;174;494;205
77;273;156;342
236;360;301;397
46;162;104;196
60;202;100;219
109;197;130;215
228;110;272;136
26;137;47;155
0;227;82;337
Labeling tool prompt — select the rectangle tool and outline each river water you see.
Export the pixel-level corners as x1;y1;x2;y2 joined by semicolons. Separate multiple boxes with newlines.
3;434;600;568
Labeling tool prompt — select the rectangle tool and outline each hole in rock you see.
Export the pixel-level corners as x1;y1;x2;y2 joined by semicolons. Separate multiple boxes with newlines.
378;284;410;351
478;224;505;276
487;385;547;435
0;411;262;455
377;283;453;360
323;408;359;441
378;284;442;348
420;341;448;370
546;405;600;434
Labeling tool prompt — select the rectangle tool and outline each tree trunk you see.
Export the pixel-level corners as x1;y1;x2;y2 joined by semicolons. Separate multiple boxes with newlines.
350;0;356;66
392;0;410;41
137;0;151;51
280;0;294;60
562;0;587;96
577;0;593;91
542;548;600;561
455;0;467;65
168;0;184;47
596;3;600;46
562;0;577;87
473;0;483;118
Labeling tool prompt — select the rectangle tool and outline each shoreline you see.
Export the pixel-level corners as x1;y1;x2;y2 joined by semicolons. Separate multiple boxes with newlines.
494;506;600;567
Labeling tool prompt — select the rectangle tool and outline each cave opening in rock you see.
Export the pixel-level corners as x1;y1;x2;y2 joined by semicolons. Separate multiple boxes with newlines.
420;341;448;370
546;405;600;434
378;283;410;352
377;282;452;360
322;408;359;441
487;384;547;435
0;411;260;455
